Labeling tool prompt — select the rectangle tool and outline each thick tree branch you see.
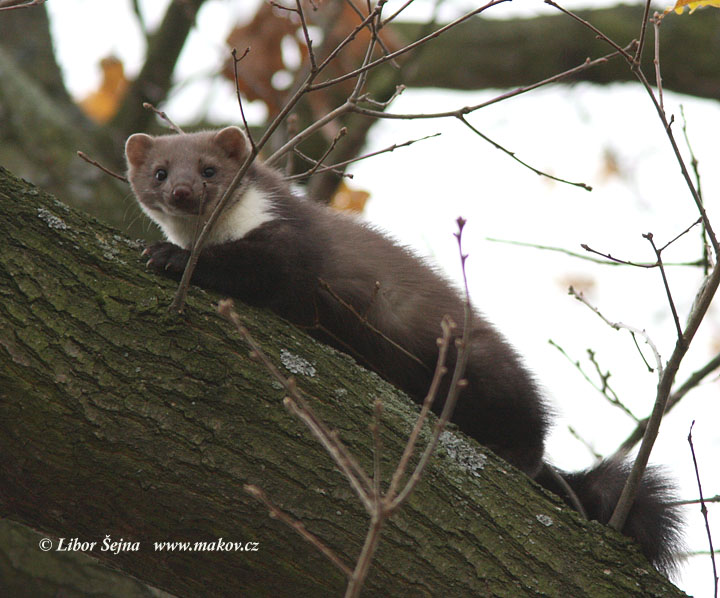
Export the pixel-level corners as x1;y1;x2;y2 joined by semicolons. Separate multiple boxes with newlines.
0;167;689;597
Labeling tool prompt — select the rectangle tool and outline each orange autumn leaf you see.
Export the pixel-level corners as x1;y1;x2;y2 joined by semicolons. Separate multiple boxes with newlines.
669;0;720;13
224;2;399;119
79;56;128;124
330;181;370;214
223;3;304;116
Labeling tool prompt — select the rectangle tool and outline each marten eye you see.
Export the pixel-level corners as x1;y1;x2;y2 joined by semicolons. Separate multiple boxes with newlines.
154;168;167;181
202;167;216;178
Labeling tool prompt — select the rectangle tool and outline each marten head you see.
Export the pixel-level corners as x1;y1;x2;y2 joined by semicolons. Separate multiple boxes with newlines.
125;126;250;218
125;126;274;248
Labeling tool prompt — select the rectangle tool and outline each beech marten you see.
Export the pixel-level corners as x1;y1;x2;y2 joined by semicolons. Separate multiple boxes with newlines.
125;126;682;574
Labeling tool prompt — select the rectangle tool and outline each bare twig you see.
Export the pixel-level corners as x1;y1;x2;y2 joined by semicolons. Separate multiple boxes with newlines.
76;151;128;183
218;300;375;510
544;0;635;61
283;394;375;513
651;13;664;112
244;484;354;578
310;0;511;92
294;0;319;73
230;47;256;151
385;315;454;501
219;213;475;598
545;0;719;255
142;102;183;134
0;0;46;11
619;351;720;453
633;0;653;65
568;425;603;461
285;133;441;182
317;279;429;372
679;105;711;275
687;422;719;598
549;340;640;422
671;495;720;507
609;258;720;531
302;127;348;180
568;286;662;375
459;116;592;191
388;217;473;510
581;218;702;269
643;232;682;340
487;237;703;268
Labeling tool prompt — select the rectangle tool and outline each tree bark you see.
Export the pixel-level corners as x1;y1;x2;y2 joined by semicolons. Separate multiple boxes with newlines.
0;166;689;597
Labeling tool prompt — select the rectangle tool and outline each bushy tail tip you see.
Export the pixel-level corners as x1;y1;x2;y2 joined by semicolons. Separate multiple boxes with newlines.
537;458;684;576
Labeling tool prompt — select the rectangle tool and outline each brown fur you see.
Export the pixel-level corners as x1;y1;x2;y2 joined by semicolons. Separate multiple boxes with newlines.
126;127;682;574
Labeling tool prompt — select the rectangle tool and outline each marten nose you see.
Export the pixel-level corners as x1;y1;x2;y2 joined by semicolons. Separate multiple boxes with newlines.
172;185;192;202
168;184;199;212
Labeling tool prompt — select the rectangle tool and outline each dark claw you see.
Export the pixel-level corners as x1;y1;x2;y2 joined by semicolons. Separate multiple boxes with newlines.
142;241;190;277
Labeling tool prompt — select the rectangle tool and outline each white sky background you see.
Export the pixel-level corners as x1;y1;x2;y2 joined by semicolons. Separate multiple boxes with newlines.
46;1;719;595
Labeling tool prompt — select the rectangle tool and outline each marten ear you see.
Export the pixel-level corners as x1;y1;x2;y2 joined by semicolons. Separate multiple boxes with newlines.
214;126;249;161
125;134;154;168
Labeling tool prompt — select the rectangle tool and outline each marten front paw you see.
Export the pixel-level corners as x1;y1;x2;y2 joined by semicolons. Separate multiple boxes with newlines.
143;241;189;275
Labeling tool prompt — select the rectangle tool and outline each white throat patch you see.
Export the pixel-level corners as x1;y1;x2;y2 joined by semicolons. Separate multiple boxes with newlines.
146;185;274;249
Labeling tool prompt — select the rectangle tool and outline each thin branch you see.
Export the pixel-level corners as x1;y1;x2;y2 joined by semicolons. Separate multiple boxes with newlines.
568;286;662;375
385;315;454;502
317;279;429;372
218;300;375;510
545;0;719;255
284;133;441;182
635;66;719;254
651;13;664;113
289;147;349;180
618;351;720;453
679;105;711;275
643;232;682;340
459;116;592;191
344;514;385;598
230;46;257;151
549;340;639;422
389;217;473;511
487;237;703;268
671;495;720;507
302;127;348;181
266;101;353;167
568;425;603;461
310;0;511;92
244;484;353;578
610;259;720;531
0;0;46;11
543;0;635;62
580;217;702;268
283;394;374;513
687;422;719;598
294;0;318;73
343;0;400;68
633;0;653;65
347;0;381;102
351;46;632;121
142;102;183;134
76;152;128;183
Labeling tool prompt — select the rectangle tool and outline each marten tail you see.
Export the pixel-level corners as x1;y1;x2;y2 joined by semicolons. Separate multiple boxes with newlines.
535;458;684;576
